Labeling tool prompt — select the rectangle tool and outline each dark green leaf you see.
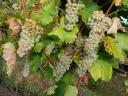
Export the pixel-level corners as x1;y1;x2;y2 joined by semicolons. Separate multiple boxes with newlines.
79;0;100;23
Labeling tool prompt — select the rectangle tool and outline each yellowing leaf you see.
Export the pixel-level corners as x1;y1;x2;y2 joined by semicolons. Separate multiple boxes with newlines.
39;0;46;4
114;0;122;6
105;33;128;61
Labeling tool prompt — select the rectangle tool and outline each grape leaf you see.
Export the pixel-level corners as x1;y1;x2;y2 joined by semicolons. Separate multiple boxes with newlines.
64;86;78;96
89;61;101;82
41;64;54;80
29;53;42;74
62;73;75;85
64;27;79;44
48;27;65;43
89;55;118;82
45;41;55;56
34;42;43;53
48;26;79;44
79;0;100;23
107;33;128;61
30;0;59;25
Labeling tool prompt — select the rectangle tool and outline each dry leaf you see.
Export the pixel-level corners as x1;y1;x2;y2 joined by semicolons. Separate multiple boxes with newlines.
9;20;21;37
114;0;122;6
2;42;16;76
6;17;21;37
107;17;122;36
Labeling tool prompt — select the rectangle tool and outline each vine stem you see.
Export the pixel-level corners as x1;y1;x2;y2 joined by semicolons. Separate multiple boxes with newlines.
105;0;115;15
77;77;82;95
21;0;28;19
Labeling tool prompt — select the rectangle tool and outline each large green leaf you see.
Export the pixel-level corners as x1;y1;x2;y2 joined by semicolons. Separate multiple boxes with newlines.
89;61;102;82
107;33;128;61
79;0;100;23
30;0;59;25
48;17;79;44
48;27;65;43
64;27;79;44
89;55;118;82
64;86;78;96
48;26;79;44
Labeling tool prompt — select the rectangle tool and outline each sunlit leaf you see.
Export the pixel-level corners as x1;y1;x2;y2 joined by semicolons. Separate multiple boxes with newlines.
34;42;43;53
89;54;118;82
64;86;78;96
106;33;128;61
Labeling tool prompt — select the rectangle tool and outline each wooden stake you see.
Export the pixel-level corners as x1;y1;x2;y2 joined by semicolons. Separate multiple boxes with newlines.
105;0;115;15
21;0;28;19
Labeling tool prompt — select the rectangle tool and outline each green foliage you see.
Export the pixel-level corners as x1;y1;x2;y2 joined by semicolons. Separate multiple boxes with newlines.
31;0;60;26
89;55;118;82
48;18;79;44
34;42;43;53
64;86;78;96
29;53;42;74
54;73;75;96
107;33;128;61
1;0;128;95
40;64;54;80
123;0;128;8
61;73;75;85
79;0;100;23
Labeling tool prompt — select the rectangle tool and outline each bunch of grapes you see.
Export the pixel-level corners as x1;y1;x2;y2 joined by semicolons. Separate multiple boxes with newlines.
64;0;83;31
54;54;72;82
17;19;43;57
77;11;113;76
2;42;16;76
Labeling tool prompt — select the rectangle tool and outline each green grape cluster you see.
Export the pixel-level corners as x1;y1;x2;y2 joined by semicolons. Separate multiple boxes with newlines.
74;35;86;48
64;0;83;31
54;54;72;82
77;11;112;76
17;19;43;57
